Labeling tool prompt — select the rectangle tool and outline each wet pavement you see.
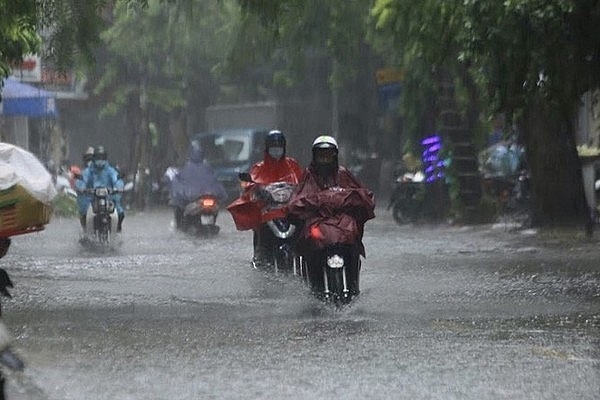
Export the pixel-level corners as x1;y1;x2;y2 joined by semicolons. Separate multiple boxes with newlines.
0;206;598;399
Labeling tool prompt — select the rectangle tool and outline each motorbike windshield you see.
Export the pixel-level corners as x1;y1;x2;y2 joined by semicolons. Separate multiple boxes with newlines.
170;162;227;206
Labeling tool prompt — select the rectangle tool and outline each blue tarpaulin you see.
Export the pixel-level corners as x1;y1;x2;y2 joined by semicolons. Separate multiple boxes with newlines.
0;77;58;118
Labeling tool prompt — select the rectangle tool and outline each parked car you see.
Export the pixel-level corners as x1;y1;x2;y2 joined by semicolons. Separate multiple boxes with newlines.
192;128;269;201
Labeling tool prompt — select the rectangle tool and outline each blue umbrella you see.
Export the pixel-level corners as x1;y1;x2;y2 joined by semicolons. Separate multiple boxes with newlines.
0;77;58;118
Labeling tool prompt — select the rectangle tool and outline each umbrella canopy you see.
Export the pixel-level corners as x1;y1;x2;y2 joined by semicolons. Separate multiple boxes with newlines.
0;77;58;118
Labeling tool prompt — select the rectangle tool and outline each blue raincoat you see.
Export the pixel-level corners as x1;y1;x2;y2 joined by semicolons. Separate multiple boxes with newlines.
75;165;92;215
81;162;125;214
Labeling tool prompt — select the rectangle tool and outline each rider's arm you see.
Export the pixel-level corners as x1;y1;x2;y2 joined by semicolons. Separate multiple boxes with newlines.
78;168;92;191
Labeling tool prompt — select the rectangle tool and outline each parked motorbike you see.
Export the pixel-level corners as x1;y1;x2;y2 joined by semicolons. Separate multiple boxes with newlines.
388;171;426;224
238;172;300;273
482;168;532;228
173;194;220;235
81;186;122;248
289;186;375;305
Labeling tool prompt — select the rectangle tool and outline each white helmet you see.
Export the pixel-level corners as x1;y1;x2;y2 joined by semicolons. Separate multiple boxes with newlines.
312;135;338;151
312;135;339;175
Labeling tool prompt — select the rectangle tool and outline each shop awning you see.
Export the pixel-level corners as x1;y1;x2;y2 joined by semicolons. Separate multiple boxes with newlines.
0;77;58;118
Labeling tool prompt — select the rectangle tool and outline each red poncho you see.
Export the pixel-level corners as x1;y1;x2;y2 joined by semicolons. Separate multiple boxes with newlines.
227;155;303;231
287;166;375;256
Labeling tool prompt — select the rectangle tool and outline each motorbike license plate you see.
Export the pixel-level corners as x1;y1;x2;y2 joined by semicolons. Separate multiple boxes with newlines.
327;254;345;268
200;214;216;225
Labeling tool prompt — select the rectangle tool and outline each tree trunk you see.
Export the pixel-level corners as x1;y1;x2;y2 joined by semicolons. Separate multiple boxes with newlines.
521;96;587;226
168;108;189;165
135;78;150;211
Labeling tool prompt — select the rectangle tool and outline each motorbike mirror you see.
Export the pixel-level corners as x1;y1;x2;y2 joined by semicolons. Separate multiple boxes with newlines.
238;172;253;183
123;182;134;192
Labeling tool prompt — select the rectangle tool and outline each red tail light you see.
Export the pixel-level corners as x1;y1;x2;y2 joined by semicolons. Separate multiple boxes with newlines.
198;196;218;211
309;224;323;240
202;198;215;207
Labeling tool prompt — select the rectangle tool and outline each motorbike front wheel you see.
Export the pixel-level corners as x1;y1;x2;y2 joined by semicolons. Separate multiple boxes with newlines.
272;244;294;273
305;254;360;305
95;215;111;244
327;268;348;304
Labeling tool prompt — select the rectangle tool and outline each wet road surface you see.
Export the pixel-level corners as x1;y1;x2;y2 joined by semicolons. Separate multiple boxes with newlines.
1;207;599;399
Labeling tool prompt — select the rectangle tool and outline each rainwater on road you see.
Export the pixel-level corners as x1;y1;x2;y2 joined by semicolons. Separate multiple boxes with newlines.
1;206;599;399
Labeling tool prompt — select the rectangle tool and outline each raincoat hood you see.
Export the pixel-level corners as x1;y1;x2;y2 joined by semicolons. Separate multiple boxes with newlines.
170;162;227;207
188;140;205;164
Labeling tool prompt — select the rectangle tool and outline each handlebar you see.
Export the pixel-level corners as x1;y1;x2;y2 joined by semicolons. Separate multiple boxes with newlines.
78;187;124;195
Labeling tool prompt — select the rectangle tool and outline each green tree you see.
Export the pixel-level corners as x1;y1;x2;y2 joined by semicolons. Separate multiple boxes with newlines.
371;0;600;226
239;0;371;88
0;1;39;80
236;0;380;162
94;0;241;208
0;1;148;97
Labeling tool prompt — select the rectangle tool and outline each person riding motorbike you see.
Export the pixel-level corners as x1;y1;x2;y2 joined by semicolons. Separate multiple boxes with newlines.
169;140;228;230
74;146;95;230
227;130;304;266
287;135;375;295
80;146;125;232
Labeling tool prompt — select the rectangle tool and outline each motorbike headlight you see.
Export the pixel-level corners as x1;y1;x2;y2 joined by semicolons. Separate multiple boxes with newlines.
95;187;109;197
264;182;294;203
271;189;292;203
327;254;344;269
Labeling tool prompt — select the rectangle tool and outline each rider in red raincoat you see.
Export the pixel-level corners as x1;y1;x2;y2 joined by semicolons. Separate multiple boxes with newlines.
288;135;375;265
227;130;304;264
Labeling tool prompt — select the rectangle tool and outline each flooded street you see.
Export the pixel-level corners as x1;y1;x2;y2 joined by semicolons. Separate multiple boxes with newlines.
1;207;599;399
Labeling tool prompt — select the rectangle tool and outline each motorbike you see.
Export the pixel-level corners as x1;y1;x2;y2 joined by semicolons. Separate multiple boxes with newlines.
288;186;375;305
387;171;426;224
301;241;361;305
81;186;122;247
173;194;220;235
482;168;531;228
238;172;300;273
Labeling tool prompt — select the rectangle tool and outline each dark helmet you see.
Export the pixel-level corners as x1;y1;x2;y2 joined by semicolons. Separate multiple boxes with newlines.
311;135;339;174
265;130;286;160
94;145;107;161
83;146;95;163
266;130;286;149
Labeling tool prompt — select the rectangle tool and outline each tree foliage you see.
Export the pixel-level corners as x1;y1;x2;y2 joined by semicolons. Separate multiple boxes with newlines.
0;1;148;95
371;0;600;223
96;0;241;112
236;0;372;89
371;0;600;131
93;0;243;209
0;1;40;79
